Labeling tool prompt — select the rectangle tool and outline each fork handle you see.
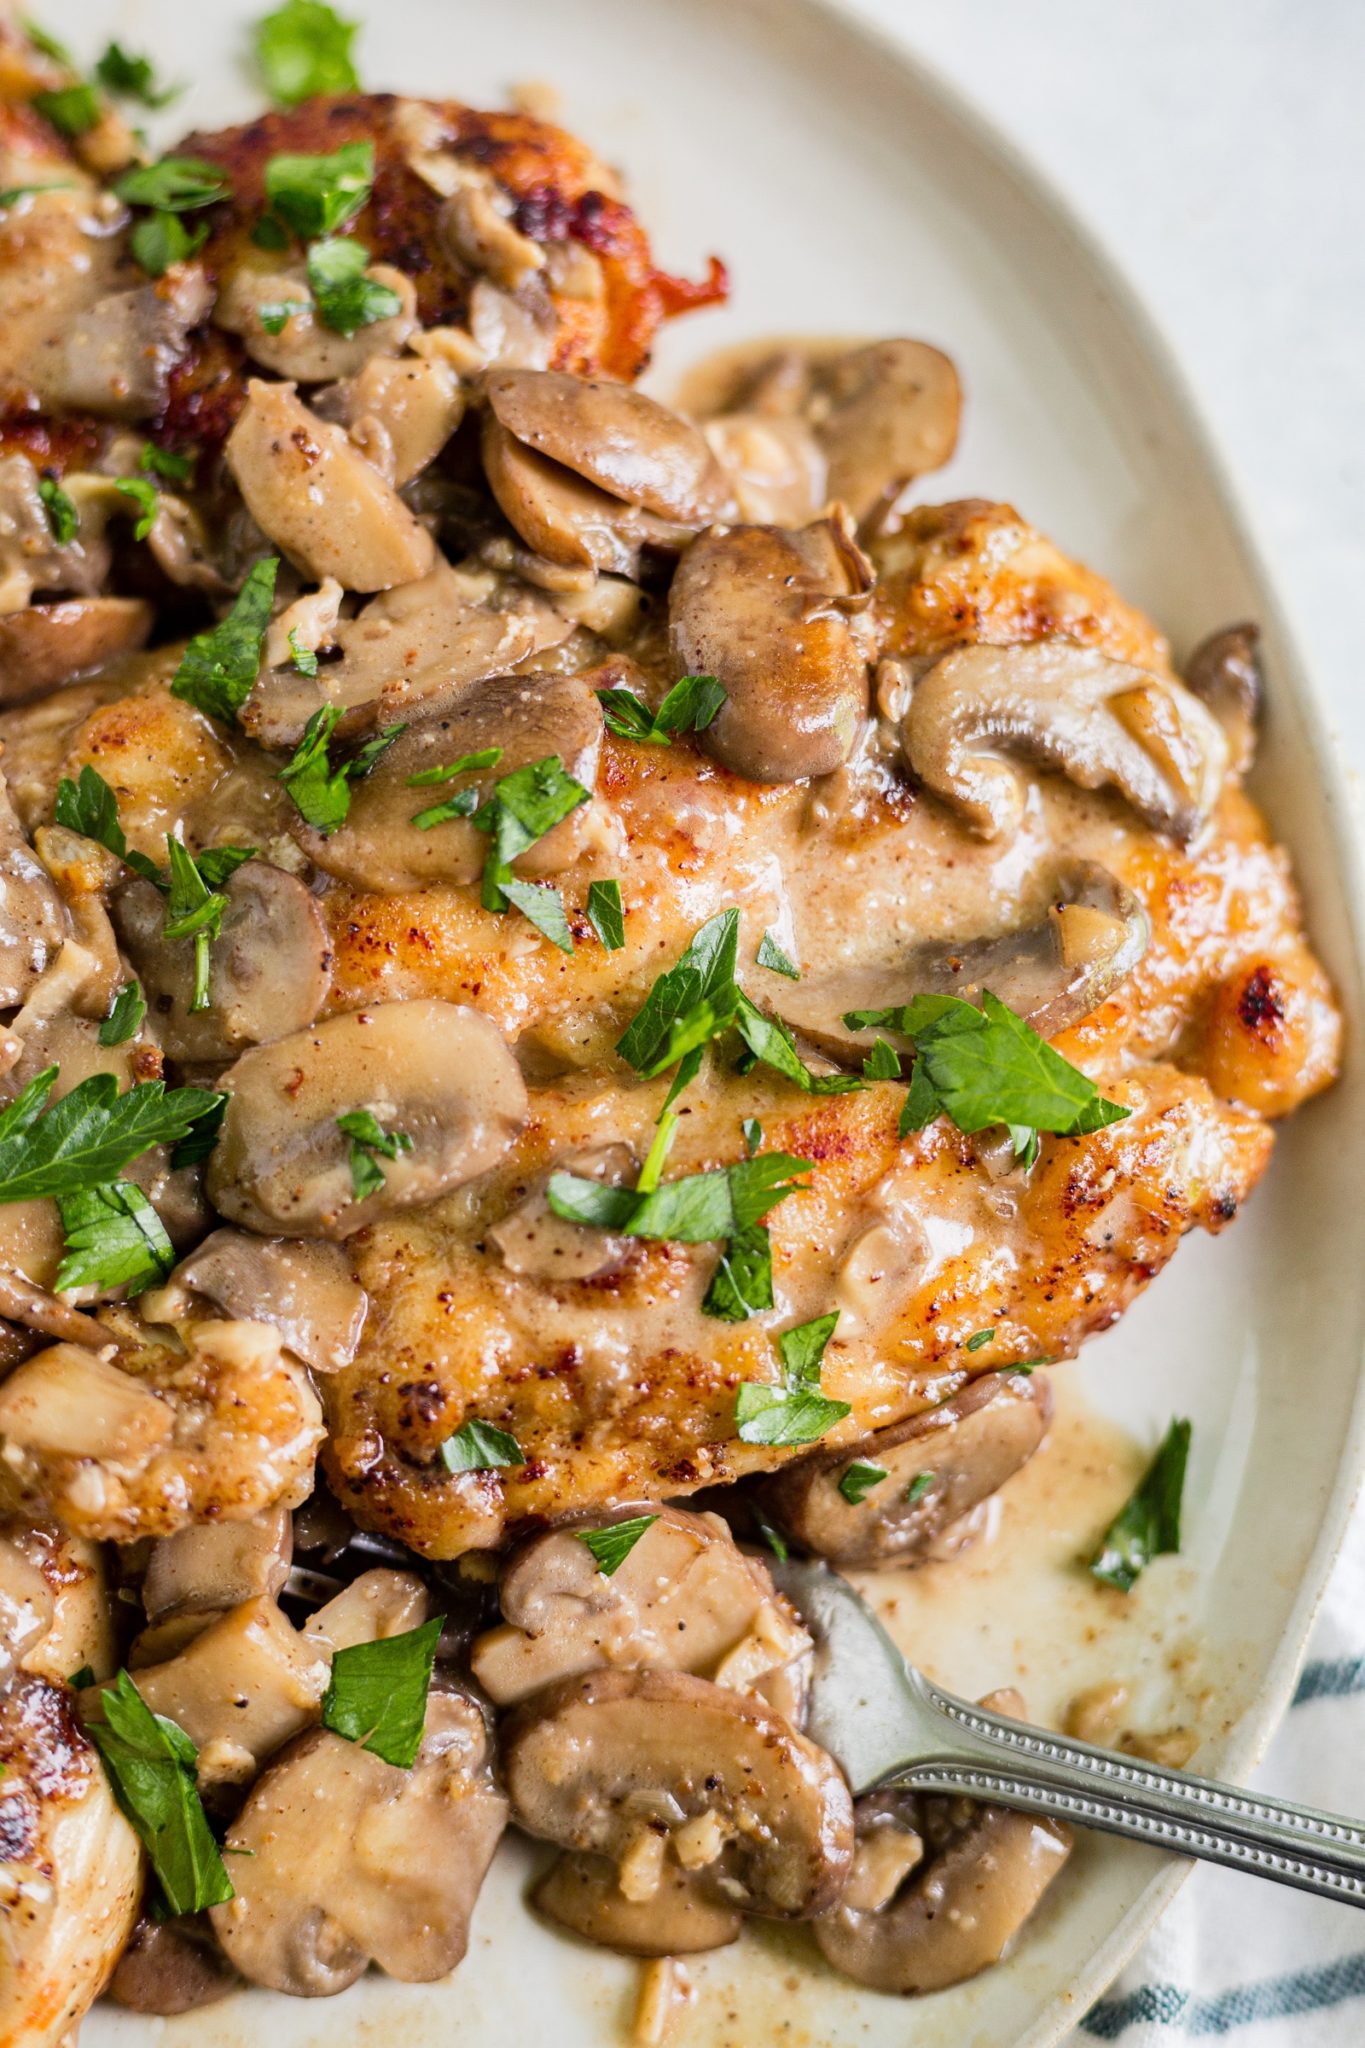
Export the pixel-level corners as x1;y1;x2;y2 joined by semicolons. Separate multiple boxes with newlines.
887;1674;1365;1907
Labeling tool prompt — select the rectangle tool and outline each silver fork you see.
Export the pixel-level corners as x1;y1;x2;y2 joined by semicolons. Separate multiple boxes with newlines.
774;1557;1365;1906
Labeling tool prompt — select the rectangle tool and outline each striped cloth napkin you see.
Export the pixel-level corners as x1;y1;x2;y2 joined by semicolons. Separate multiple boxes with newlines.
1074;1502;1365;2042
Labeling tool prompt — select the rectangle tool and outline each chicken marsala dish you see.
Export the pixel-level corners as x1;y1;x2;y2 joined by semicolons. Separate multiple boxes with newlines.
0;4;1342;2040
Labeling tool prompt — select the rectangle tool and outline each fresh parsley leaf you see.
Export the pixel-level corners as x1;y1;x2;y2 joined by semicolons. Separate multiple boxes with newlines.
406;747;504;788
752;1510;789;1562
99;981;145;1048
576;1515;659;1577
115;156;229;212
586;879;625;951
170;1096;225;1171
616;910;741;1076
733;995;864;1098
56;1181;175;1295
838;1460;888;1505
0;1069;224;1204
140;441;193;484
547;1148;812;1244
37;475;77;544
847;989;1129;1162
113;476;158;540
21;17;73;63
279;706;404;836
32;83;100;136
95;42;181;106
499;878;574;953
306;235;400;336
86;1672;234;1915
701;1219;774;1322
255;0;361;106
440;1419;524;1473
0;181;74;207
897;1059;941;1137
965;1327;995;1352
756;931;800;980
163;839;228;1013
320;1616;441;1770
284;627;318;677
265;140;373;239
699;1220;773;1318
171;558;278;725
472;753;589;921
736;1310;850;1448
194;845;256;890
635;1109;679;1195
258;299;305;335
130;210;209;277
863;1037;902;1081
52;765;162;884
596;672;726;746
1090;1418;1191;1594
904;1471;936;1506
742;1117;763;1154
336;1107;412;1200
251;213;291;251
69;1664;96;1689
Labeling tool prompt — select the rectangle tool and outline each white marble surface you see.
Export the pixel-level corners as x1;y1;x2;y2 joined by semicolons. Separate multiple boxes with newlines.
843;0;1365;786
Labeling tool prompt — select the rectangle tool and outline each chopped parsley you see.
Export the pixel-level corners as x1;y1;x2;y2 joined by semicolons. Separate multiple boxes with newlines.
752;1509;789;1562
336;1108;412;1200
701;1220;774;1322
32;83;100;136
259;299;306;335
586;879;625;951
440;1420;524;1474
742;1117;763;1154
0;1068;224;1204
863;1037;902;1081
287;626;319;676
140;442;194;484
838;1460;888;1505
499;878;575;953
547;1146;811;1245
735;1310;851;1448
306;235;401;336
113;476;158;540
320;1616;441;1770
36;475;77;544
53;765;161;885
576;1515;659;1577
163;839;256;1013
171;558;278;726
86;1673;234;1916
95;41;181;106
255;0;361;106
114;157;228;212
756;930;800;980
56;1181;175;1295
279;707;405;836
98;980;146;1048
596;672;725;746
965;1327;996;1352
130;211;210;277
844;989;1129;1167
264;140;373;239
904;1471;936;1506
1091;1418;1192;1594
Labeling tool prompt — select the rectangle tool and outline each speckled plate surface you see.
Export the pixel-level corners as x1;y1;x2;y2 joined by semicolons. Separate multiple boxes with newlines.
66;0;1365;2041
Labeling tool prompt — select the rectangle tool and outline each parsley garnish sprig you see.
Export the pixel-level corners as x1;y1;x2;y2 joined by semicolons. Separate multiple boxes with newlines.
320;1617;441;1770
280;707;406;836
86;1673;234;1916
0;1068;224;1205
597;672;725;746
735;1311;851;1448
255;0;361;106
1090;1418;1191;1593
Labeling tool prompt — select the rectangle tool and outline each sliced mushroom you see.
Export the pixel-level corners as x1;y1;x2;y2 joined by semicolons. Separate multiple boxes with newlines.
107;1918;238;2015
439;181;545;292
207;1000;528;1239
484;369;731;526
313;353;465;486
143;1231;368;1373
760;1371;1053;1569
103;1595;330;1789
534;1851;742;1956
702;412;827;527
243;555;574;750
472;1504;812;1708
211;1689;507;1995
0;453;111;615
487;1143;637;1282
812;340;961;522
302;1566;432;1655
0;768;67;1008
775;861;1150;1066
1184;621;1262;776
141;1504;294;1623
814;1787;1071;1993
503;1668;854;1920
0;597;153;704
0;1676;142;2048
113;859;333;1063
225;379;436;592
468;275;557;370
482;417;690;575
297;669;601;891
215;250;417;383
40;268;211;422
668;517;872;781
900;641;1229;842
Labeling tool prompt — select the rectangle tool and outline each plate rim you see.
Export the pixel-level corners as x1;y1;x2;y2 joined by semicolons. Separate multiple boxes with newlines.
777;0;1365;2032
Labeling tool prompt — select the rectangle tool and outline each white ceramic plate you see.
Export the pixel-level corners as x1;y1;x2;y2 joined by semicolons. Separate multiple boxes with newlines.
65;0;1365;2040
